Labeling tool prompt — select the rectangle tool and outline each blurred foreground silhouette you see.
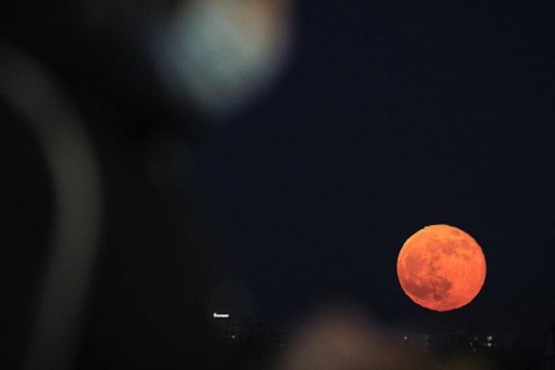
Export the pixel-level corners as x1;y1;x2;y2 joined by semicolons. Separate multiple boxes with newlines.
1;1;291;369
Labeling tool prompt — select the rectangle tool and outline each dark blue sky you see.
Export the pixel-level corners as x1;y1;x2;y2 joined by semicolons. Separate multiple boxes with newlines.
190;0;555;335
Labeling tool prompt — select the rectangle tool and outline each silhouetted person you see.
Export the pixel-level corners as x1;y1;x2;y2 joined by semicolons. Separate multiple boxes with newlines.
0;1;292;369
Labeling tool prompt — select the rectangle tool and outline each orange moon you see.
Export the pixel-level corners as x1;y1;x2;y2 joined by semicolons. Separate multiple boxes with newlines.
396;224;486;312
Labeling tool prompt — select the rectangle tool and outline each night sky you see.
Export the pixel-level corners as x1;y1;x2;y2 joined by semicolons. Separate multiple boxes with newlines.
191;0;555;341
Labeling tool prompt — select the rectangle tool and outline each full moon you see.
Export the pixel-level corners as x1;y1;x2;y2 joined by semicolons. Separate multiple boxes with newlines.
396;224;486;312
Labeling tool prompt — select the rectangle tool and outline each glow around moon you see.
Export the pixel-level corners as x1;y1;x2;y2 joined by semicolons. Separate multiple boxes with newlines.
396;224;487;312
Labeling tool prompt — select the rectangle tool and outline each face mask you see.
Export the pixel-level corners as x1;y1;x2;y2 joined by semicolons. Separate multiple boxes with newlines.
149;0;292;118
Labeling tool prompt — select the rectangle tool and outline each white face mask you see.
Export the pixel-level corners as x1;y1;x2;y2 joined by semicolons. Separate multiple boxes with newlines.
150;0;293;118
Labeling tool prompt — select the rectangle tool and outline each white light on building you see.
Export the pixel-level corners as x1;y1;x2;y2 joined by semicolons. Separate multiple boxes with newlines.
213;312;230;319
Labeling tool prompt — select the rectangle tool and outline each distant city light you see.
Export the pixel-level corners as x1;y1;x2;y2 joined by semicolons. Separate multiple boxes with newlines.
213;312;230;319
